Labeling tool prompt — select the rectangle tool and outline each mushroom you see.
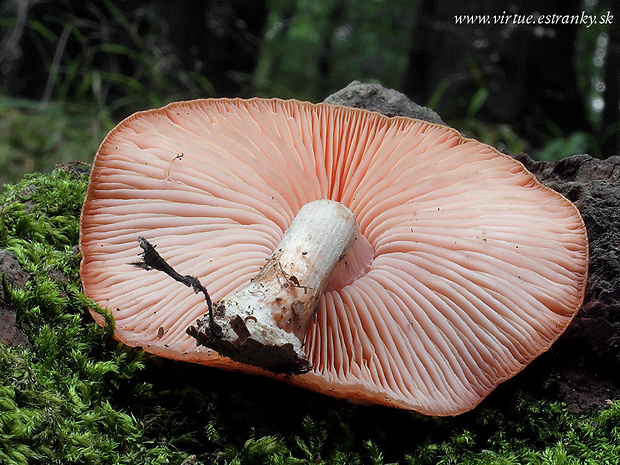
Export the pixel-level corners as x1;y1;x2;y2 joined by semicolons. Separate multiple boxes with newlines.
80;98;588;415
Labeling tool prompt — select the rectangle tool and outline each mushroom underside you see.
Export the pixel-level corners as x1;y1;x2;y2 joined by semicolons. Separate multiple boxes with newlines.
80;98;588;415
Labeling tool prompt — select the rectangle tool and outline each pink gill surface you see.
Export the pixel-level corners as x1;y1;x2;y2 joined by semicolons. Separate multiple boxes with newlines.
80;98;588;415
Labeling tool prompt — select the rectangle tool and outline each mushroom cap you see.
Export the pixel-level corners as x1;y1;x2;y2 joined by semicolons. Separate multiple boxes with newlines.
80;98;588;416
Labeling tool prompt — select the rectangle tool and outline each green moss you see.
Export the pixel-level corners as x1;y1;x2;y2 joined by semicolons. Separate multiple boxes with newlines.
1;168;620;464
0;169;175;464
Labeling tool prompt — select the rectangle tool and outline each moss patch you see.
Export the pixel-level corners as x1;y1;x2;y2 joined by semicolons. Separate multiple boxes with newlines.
1;168;619;464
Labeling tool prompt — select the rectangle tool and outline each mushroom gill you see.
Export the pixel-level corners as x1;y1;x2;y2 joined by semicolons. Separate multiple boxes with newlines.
80;98;588;416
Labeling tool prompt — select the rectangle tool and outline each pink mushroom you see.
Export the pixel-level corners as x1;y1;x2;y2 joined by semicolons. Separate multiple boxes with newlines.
80;98;588;416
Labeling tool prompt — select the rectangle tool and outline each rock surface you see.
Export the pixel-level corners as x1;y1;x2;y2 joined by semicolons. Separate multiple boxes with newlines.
326;83;620;412
0;249;31;349
324;81;445;125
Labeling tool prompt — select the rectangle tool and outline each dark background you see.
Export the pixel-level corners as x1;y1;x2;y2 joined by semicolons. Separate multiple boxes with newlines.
1;0;618;184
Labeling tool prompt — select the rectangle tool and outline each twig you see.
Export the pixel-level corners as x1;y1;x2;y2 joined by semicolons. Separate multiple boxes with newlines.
133;236;222;338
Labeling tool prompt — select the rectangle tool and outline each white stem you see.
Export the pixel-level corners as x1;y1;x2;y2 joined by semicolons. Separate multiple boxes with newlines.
188;200;358;374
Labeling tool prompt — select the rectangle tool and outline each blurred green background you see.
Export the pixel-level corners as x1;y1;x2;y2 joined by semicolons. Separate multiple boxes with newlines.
1;0;618;185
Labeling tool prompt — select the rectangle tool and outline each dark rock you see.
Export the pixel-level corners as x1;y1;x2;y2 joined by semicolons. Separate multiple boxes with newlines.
559;365;619;414
324;81;445;125
0;250;31;349
0;250;29;289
